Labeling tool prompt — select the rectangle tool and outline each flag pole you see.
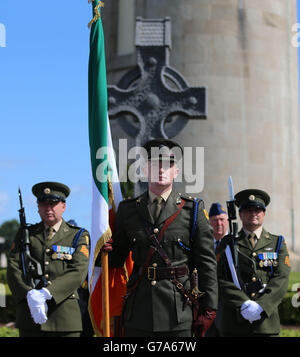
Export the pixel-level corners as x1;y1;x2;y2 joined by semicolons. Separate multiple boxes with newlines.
101;251;110;336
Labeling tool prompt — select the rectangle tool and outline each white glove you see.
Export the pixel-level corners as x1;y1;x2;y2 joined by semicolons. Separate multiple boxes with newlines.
27;288;52;325
240;300;263;323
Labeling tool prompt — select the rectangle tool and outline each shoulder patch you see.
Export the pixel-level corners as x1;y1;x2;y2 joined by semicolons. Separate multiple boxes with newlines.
203;208;209;221
285;255;291;267
80;245;89;258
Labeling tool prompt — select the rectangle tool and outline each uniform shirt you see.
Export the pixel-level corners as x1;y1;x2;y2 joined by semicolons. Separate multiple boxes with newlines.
242;226;263;246
148;188;172;218
43;220;63;240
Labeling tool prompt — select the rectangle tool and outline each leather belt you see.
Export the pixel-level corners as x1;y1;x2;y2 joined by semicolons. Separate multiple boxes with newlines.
147;265;188;281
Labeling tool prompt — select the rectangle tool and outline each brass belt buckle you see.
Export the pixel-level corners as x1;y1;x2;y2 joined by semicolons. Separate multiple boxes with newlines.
175;281;183;289
147;267;156;281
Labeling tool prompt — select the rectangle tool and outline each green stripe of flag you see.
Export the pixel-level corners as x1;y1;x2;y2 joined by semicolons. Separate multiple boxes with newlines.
88;1;108;203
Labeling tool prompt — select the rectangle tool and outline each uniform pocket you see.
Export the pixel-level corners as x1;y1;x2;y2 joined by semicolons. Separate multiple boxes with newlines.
128;229;151;263
162;235;190;260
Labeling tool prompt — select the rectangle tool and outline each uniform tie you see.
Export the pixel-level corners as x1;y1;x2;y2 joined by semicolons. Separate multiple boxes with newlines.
47;226;55;240
248;232;257;248
154;196;163;222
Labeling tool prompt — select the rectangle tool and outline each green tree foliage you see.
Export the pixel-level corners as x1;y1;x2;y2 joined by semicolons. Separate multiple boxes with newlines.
0;219;19;253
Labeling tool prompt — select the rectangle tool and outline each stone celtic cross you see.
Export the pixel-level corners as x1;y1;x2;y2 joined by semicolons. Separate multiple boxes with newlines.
107;17;207;147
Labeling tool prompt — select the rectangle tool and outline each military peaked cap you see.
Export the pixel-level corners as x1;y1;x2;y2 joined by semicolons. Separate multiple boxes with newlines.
143;138;183;162
32;181;70;202
235;189;270;211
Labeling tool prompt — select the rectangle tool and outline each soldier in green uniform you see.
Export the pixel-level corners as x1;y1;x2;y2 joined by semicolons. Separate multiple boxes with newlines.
7;182;90;337
217;189;290;337
104;139;218;337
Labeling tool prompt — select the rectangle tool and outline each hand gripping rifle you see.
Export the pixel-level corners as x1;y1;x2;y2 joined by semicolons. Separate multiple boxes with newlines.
18;188;48;289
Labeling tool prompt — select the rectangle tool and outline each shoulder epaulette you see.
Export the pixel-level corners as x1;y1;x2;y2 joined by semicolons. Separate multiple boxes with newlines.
121;196;140;203
179;193;202;203
66;221;81;229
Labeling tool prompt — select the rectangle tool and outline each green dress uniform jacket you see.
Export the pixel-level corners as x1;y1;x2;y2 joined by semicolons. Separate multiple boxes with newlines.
109;190;218;332
217;228;290;336
7;219;90;333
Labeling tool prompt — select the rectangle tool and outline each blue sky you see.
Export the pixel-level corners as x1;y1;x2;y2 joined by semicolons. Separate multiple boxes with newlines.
0;2;93;230
0;2;300;234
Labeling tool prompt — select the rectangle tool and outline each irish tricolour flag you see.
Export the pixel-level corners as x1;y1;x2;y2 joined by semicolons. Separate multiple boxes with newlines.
87;1;133;337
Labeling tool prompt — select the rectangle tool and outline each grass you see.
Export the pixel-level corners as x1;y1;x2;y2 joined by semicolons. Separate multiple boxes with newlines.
0;327;19;337
280;328;300;337
288;271;300;291
0;327;298;338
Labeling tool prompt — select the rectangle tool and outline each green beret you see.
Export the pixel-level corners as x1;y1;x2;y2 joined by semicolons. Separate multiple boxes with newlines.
235;189;270;211
143;138;183;162
32;181;70;202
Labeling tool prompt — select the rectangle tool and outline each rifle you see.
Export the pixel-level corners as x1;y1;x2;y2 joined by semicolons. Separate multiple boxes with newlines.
226;177;240;282
225;178;264;294
18;188;48;289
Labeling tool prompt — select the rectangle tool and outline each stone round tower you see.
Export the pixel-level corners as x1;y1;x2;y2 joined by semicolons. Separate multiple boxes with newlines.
102;0;300;254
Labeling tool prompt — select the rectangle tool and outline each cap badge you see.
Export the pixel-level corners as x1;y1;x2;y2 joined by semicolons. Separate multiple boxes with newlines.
249;195;255;201
44;188;51;194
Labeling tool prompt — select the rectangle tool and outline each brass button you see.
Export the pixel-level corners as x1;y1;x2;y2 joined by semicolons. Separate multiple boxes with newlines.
251;293;256;298
44;274;49;279
45;248;51;253
252;277;257;282
252;252;257;257
153;228;159;234
152;263;157;267
151;281;157;286
45;261;49;266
